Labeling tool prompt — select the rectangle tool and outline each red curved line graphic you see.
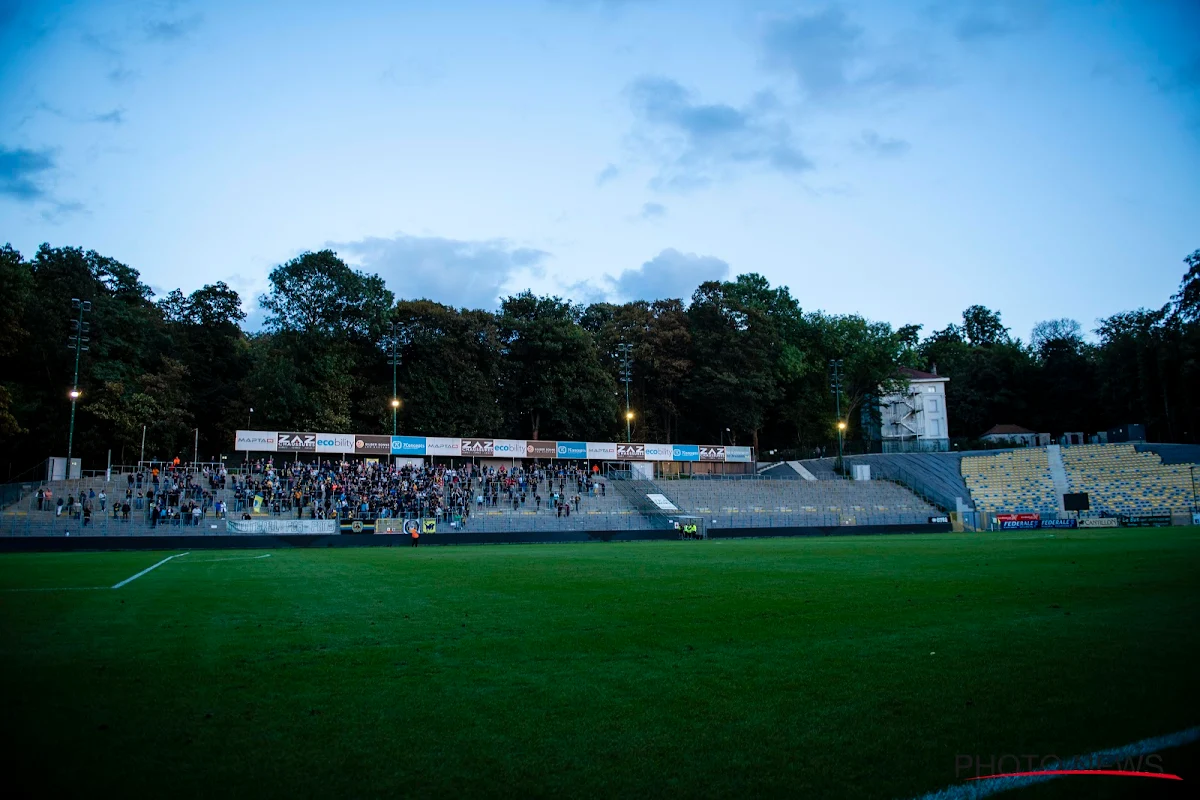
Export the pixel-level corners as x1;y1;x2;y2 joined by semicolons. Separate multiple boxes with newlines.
967;769;1182;782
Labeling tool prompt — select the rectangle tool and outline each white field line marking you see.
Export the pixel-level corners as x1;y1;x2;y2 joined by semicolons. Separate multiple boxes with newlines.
182;553;273;563
111;552;189;589
3;586;109;592
908;725;1200;800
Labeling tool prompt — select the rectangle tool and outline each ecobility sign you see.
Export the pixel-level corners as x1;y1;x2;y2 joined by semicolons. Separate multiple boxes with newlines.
316;433;356;453
277;432;317;452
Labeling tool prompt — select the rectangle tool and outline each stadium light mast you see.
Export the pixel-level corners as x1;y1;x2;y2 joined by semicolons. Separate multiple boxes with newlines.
389;321;403;436
830;359;845;473
618;340;633;442
66;298;92;473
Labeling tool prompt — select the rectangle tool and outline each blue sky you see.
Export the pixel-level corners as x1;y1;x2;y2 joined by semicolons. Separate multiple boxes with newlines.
1;0;1197;340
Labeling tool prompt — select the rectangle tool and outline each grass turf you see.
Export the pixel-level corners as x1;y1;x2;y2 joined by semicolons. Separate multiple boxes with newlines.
1;529;1198;798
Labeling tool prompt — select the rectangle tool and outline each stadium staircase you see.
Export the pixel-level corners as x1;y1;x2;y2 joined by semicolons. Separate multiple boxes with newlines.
604;472;682;530
1046;445;1070;511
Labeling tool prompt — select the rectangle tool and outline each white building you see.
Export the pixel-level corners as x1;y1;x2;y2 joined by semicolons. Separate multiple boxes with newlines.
980;424;1040;447
877;366;950;453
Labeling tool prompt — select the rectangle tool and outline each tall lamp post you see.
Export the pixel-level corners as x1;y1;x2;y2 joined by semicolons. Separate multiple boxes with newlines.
389;321;403;435
830;359;845;472
66;298;92;474
617;340;633;442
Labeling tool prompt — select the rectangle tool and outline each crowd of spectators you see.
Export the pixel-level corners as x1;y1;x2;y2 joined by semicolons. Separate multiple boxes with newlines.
233;458;608;526
34;462;229;527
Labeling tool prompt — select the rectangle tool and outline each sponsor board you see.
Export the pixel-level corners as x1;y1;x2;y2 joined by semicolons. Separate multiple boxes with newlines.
1193;512;1200;526
725;446;753;463
996;513;1040;522
425;437;461;457
493;439;526;457
646;493;678;511
460;438;494;457
277;432;317;452
556;441;587;460
699;445;726;462
1078;517;1120;528
526;440;557;458
644;443;673;461
929;515;950;524
616;443;646;460
316;433;355;453
392;436;427;455
1121;514;1172;528
1039;518;1077;529
226;519;336;534
1000;519;1040;530
235;430;277;451
354;435;393;455
587;441;618;460
672;444;700;462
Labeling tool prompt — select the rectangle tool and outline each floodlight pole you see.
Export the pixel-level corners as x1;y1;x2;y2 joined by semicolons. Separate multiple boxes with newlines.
390;321;402;436
830;359;844;473
618;340;633;442
66;298;92;470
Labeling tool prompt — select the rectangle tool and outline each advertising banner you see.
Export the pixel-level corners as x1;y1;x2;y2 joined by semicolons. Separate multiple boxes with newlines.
277;432;317;452
671;444;700;462
646;493;678;511
725;446;753;463
526;440;558;458
235;430;277;452
1039;518;1078;529
1079;518;1119;528
929;515;950;524
425;437;461;457
996;513;1041;522
699;445;726;462
1121;514;1172;528
316;433;355;453
226;519;336;534
999;519;1040;530
355;435;393;455
616;443;646;460
587;441;617;460
392;436;427;456
493;439;526;458
460;438;494;457
644;443;673;461
556;441;587;460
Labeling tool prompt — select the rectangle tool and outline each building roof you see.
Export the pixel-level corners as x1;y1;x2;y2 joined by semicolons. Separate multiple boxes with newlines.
982;424;1035;437
898;366;946;381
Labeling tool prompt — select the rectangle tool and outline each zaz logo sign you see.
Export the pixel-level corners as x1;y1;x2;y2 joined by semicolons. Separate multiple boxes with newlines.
276;432;317;451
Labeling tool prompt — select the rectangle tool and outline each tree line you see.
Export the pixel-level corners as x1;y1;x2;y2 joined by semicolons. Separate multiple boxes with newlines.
1;242;1197;478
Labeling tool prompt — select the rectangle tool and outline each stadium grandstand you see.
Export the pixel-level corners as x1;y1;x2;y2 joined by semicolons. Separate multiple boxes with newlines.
3;439;1197;539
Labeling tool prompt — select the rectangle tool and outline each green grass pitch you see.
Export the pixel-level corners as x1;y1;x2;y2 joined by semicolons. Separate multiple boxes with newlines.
1;530;1198;798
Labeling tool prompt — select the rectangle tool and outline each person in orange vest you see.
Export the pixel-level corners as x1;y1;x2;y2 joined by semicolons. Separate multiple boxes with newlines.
411;523;420;548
